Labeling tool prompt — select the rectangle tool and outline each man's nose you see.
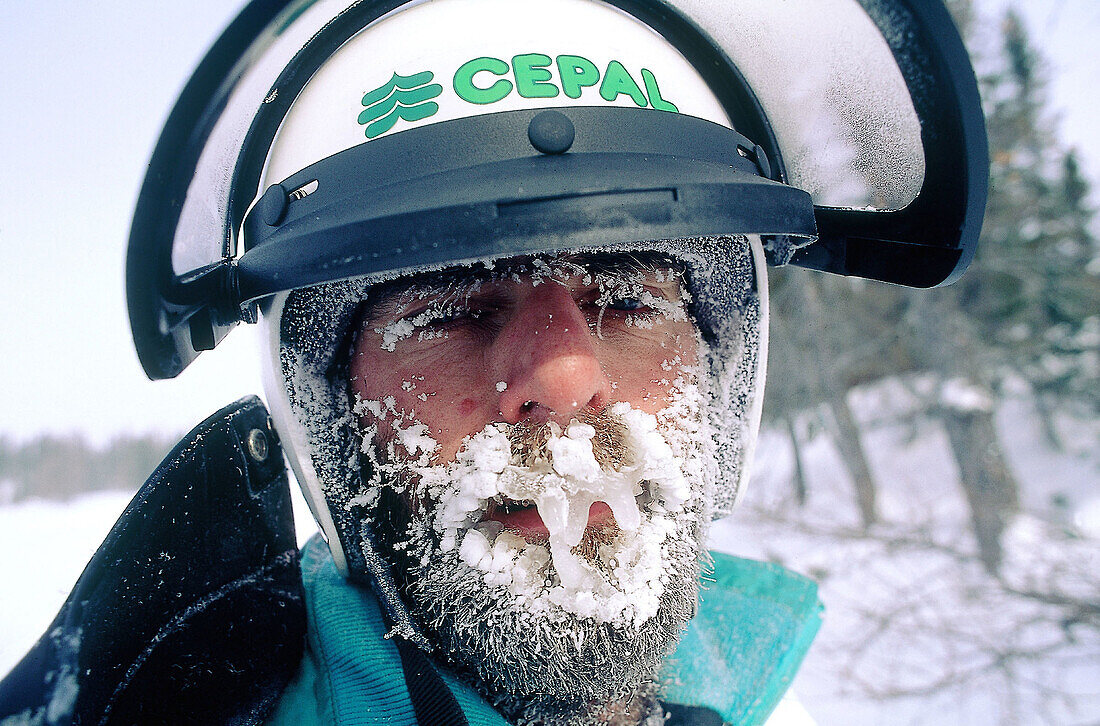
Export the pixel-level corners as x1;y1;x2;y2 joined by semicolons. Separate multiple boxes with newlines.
494;284;611;424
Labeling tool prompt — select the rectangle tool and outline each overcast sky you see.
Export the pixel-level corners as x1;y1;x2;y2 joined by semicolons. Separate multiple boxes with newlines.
1;1;1098;446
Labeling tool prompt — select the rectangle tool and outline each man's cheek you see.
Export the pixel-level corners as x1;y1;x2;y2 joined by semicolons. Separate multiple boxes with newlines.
670;329;700;367
605;373;681;416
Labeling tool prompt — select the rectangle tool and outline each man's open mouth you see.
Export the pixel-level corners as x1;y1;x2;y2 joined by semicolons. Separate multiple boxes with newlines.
483;496;617;539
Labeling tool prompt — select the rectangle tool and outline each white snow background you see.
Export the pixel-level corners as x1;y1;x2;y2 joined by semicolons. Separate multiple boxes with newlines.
2;386;1096;725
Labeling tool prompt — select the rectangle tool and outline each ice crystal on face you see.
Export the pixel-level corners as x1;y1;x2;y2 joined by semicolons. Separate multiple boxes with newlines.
358;379;708;629
367;381;713;709
361;252;696;355
376;318;416;352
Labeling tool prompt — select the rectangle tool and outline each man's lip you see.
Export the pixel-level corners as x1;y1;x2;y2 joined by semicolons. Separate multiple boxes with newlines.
484;500;615;539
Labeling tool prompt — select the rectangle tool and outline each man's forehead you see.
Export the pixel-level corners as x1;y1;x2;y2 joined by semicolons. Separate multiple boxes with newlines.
362;251;686;320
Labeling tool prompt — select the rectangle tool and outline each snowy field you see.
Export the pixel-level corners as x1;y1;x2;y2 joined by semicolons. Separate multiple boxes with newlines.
715;393;1100;726
1;393;1096;725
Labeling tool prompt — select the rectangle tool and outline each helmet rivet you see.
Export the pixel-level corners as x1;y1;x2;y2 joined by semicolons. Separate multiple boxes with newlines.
247;428;269;463
527;110;575;155
258;184;288;226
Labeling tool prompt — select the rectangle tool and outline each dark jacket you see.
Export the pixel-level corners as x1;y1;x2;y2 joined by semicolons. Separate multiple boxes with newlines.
0;397;306;725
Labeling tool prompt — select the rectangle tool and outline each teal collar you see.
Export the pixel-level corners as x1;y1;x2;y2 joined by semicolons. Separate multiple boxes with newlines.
660;553;822;723
294;535;821;725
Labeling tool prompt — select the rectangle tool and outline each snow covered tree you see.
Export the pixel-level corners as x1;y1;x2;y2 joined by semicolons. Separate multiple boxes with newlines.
959;9;1100;428
925;6;1099;571
764;269;904;527
753;2;1100;721
765;0;1098;575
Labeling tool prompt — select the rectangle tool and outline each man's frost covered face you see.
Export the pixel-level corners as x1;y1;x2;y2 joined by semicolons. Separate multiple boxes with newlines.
347;253;714;711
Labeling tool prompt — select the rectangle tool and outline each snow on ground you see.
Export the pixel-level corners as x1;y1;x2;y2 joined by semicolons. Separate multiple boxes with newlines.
0;491;133;675
711;389;1100;726
0;389;1096;725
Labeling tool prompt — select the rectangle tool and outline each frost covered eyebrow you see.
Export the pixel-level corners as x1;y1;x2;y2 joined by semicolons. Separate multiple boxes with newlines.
359;252;687;325
360;267;496;325
568;251;686;280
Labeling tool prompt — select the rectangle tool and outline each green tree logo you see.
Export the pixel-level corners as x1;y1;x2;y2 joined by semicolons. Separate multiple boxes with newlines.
358;71;443;139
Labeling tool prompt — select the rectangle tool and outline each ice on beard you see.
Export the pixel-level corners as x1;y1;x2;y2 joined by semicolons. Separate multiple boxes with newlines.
397;423;437;465
614;402;691;508
412;398;697;626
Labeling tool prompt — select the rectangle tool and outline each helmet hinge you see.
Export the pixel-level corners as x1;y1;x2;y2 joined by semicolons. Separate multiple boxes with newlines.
737;142;773;180
169;260;249;352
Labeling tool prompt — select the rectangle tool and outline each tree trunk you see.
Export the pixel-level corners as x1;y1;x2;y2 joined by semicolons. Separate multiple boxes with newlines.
1032;392;1065;452
941;406;1021;575
828;395;878;528
786;417;808;506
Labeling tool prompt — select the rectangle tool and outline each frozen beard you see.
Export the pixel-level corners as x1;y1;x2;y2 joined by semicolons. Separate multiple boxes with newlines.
352;385;709;718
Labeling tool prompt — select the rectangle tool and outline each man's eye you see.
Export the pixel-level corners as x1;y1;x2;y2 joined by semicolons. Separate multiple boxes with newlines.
605;297;646;311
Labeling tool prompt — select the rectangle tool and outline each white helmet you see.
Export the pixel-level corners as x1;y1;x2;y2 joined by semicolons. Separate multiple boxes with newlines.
127;0;988;631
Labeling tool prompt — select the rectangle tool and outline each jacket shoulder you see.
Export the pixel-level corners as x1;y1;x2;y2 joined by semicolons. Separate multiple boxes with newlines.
0;396;306;726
